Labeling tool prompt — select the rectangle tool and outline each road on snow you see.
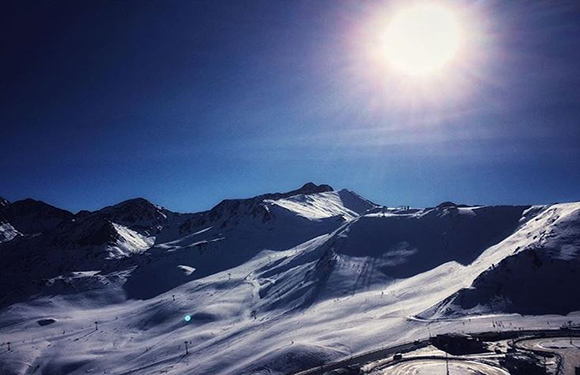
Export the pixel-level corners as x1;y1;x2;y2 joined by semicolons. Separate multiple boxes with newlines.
294;329;580;375
515;336;580;375
378;357;509;375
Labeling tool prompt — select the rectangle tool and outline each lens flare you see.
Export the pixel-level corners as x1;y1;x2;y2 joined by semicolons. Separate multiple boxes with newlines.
184;315;191;322
383;3;462;76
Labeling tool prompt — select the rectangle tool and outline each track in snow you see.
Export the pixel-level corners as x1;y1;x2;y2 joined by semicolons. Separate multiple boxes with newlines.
380;358;509;375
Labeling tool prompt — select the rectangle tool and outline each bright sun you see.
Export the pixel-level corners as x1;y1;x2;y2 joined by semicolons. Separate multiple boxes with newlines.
383;3;463;76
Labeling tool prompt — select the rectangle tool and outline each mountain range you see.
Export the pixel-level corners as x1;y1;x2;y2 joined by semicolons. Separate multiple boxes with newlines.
0;183;579;374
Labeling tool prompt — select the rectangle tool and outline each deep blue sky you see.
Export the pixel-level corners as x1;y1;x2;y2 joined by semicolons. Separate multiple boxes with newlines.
2;0;580;213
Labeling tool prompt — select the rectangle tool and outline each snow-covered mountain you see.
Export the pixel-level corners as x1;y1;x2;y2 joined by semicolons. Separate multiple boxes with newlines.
123;184;377;299
0;185;578;375
420;203;580;317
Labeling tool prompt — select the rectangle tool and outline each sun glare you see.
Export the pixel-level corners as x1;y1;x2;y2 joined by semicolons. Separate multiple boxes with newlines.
383;3;463;76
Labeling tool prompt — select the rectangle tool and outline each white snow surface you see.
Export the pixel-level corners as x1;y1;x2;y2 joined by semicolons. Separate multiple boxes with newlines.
108;222;155;258
265;190;376;220
0;189;579;375
0;222;20;243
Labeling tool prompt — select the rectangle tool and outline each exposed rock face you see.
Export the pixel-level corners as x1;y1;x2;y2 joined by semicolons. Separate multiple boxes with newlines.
0;197;10;207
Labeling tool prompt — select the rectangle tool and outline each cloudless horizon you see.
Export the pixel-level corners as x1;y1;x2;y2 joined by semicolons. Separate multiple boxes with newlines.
2;0;580;213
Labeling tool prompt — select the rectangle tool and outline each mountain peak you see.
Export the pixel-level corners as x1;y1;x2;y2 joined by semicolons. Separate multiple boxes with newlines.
112;197;162;210
98;197;167;218
0;198;73;234
259;182;333;200
295;182;333;195
7;198;71;213
336;189;379;215
97;197;167;230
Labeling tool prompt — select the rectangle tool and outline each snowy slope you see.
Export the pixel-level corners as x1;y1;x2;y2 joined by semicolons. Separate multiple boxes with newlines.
0;184;371;304
420;202;580;317
0;198;193;308
0;187;579;375
122;184;375;299
266;189;377;220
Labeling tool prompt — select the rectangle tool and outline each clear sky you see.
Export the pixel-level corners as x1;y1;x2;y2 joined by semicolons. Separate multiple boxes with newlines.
2;0;580;213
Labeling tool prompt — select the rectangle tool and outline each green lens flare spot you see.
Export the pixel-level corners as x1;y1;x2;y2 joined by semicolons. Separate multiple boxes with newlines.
184;315;192;322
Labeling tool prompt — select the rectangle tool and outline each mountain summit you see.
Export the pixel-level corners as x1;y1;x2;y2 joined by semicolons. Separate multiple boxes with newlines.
287;182;334;195
0;198;73;234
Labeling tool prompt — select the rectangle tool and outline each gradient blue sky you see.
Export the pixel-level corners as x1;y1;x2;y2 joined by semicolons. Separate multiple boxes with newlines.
2;0;580;213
